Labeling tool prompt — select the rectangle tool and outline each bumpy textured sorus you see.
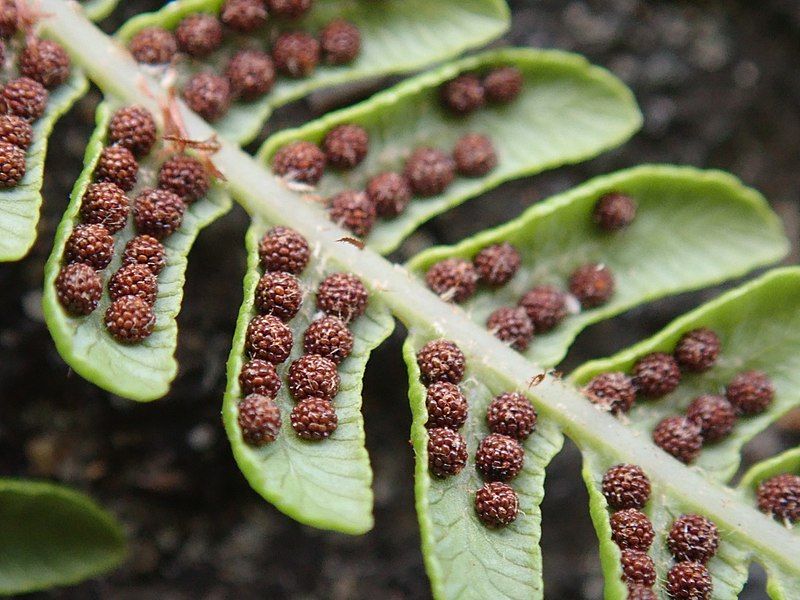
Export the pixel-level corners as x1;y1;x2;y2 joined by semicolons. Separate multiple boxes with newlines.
756;473;800;523
0;114;33;149
316;272;368;323
626;584;657;600
245;314;293;364
158;155;209;203
674;327;721;373
453;133;497;177
667;514;719;564
108;264;158;305
122;235;166;275
665;561;713;600
610;509;655;551
108;106;157;157
416;339;466;385
221;0;267;32
259;226;310;274
425;381;468;430
652;416;703;464
19;39;71;89
0;0;17;38
226;49;275;99
238;393;281;446
94;145;139;191
288;354;340;401
175;13;223;57
427;427;468;478
239;358;282;398
267;0;312;18
593;192;637;231
323;124;369;170
0;141;25;188
569;263;615;308
486;392;537;441
366;172;412;217
518;285;568;332
619;550;656;587
183;72;231;122
328;190;376;237
601;464;651;510
55;263;103;316
473;242;520;286
272;32;320;78
79;182;130;234
254;271;303;321
104;296;156;343
64;224;115;270
440;74;485;115
486;306;534;351
685;394;736;441
133;188;186;240
272;140;326;185
291;397;338;440
584;372;636;415
725;370;775;415
483;66;523;104
303;316;353;364
1;77;48;122
474;481;519;528
320;19;361;64
476;433;525;482
129;27;178;64
426;258;480;303
404;147;456;196
632;352;681;398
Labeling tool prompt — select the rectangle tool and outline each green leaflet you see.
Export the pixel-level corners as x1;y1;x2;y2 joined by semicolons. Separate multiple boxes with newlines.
403;331;563;600
42;102;232;401
82;0;120;21
0;478;125;595
0;69;87;261
258;47;641;254
222;219;394;534
116;0;510;145
406;165;789;367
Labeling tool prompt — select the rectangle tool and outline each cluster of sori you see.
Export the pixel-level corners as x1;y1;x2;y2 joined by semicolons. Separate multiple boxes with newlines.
128;0;360;122
236;225;369;446
756;472;800;525
55;104;211;344
0;1;71;188
415;339;538;529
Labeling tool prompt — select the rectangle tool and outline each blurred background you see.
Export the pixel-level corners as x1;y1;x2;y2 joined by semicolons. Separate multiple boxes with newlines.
1;1;799;597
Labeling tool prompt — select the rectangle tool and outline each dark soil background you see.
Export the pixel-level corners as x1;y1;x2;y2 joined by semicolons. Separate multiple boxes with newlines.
2;1;799;598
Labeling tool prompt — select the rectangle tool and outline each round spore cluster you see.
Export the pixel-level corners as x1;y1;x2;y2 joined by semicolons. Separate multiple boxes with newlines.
602;463;651;510
756;473;800;523
440;65;524;115
667;514;719;564
584;372;636;415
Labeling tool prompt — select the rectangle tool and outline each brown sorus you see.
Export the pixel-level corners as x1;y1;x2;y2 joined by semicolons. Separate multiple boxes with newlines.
79;182;130;234
175;13;223;57
619;550;656;587
584;372;636;415
474;242;520;287
245;314;293;364
652;416;703;464
288;354;340;401
0;141;25;188
425;258;478;303
108;106;157;157
108;264;158;305
129;27;178;64
255;271;303;321
183;72;231;122
272;140;326;185
425;381;468;430
158;154;210;203
427;427;468;478
626;584;657;600
258;226;310;274
1;77;48;122
483;66;523;104
226;49;275;100
416;339;466;385
674;327;721;373
366;172;411;217
238;393;281;445
104;296;156;343
0;114;33;149
323;124;369;170
474;481;519;528
404;147;455;196
19;39;71;89
486;306;534;351
328;190;376;237
133;188;186;240
665;562;713;600
601;464;651;510
122;235;167;275
316;272;368;323
267;0;312;19
64;224;115;270
440;74;485;115
610;508;655;551
685;394;736;442
569;263;615;308
94;145;138;191
453;133;497;177
239;358;281;398
55;263;102;316
291;397;338;440
756;473;800;523
320;19;361;65
272;32;320;78
632;352;681;398
0;0;17;38
593;192;637;231
486;392;537;441
303;316;354;364
518;285;568;332
667;514;719;564
476;433;525;482
726;370;774;415
221;0;267;32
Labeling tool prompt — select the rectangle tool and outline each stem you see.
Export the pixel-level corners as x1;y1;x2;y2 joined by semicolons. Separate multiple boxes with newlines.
41;0;800;574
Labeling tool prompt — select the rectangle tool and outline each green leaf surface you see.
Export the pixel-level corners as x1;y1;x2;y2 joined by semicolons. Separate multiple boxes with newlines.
82;0;120;21
42;102;232;401
222;219;394;534
116;0;510;145
0;478;125;596
258;47;641;254
403;331;563;600
407;166;789;367
0;69;87;261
